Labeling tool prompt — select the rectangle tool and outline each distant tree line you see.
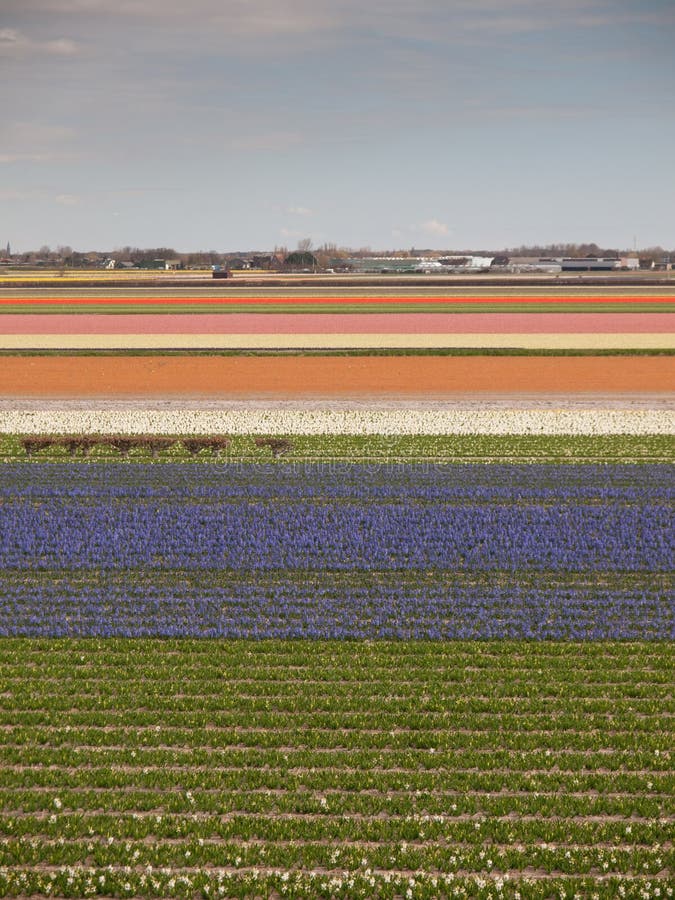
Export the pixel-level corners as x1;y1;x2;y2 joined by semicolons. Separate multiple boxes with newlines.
4;240;673;268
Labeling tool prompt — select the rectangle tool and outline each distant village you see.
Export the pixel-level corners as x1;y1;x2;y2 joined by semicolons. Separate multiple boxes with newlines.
1;241;672;273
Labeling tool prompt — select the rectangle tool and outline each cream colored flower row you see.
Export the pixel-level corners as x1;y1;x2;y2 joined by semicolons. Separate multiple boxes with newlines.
0;408;672;435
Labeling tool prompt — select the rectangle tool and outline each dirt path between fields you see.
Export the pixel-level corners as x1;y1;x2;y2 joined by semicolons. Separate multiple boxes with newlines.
1;355;672;397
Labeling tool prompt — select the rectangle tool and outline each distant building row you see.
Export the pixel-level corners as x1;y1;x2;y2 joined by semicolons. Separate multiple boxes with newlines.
329;255;668;274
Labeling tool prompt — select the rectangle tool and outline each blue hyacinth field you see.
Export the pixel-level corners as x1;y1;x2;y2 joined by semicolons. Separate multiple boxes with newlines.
0;461;672;640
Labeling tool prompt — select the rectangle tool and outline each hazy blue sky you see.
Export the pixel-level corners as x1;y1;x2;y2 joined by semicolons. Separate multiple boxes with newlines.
2;0;674;252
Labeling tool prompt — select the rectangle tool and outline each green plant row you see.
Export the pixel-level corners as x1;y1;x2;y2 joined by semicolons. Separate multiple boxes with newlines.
1;568;668;598
2;691;669;717
0;636;667;653
0;433;672;462
0;836;670;876
0;703;669;734
2;788;672;828
0;753;667;796
1;640;670;687
0;733;671;774
1;742;671;774
1;711;672;749
0;794;670;844
1;796;670;835
2;681;671;704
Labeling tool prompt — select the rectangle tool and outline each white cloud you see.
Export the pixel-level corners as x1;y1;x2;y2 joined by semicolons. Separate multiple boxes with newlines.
0;189;42;200
0;122;77;164
223;132;304;152
4;122;75;142
0;1;608;41
392;219;453;241
4;0;673;58
2;1;342;37
0;153;53;164
0;188;82;206
0;188;80;205
54;193;80;206
287;206;313;216
417;219;451;237
0;27;79;57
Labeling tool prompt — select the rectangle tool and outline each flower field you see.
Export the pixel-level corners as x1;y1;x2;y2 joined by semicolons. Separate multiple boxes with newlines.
0;286;674;315
0;460;672;642
0;282;672;898
0;311;673;350
0;354;673;397
1;405;674;436
1;288;673;348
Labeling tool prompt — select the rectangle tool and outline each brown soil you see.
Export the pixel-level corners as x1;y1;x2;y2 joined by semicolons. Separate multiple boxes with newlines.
2;355;672;396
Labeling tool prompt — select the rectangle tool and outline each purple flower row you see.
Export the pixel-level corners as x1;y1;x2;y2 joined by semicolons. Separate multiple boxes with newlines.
1;575;671;639
1;463;671;503
1;501;670;571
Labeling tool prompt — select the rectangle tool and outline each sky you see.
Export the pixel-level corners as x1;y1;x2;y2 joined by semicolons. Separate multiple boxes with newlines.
2;0;675;253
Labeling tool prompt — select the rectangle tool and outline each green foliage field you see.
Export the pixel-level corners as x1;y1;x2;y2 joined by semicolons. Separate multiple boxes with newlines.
0;640;672;898
1;433;673;463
